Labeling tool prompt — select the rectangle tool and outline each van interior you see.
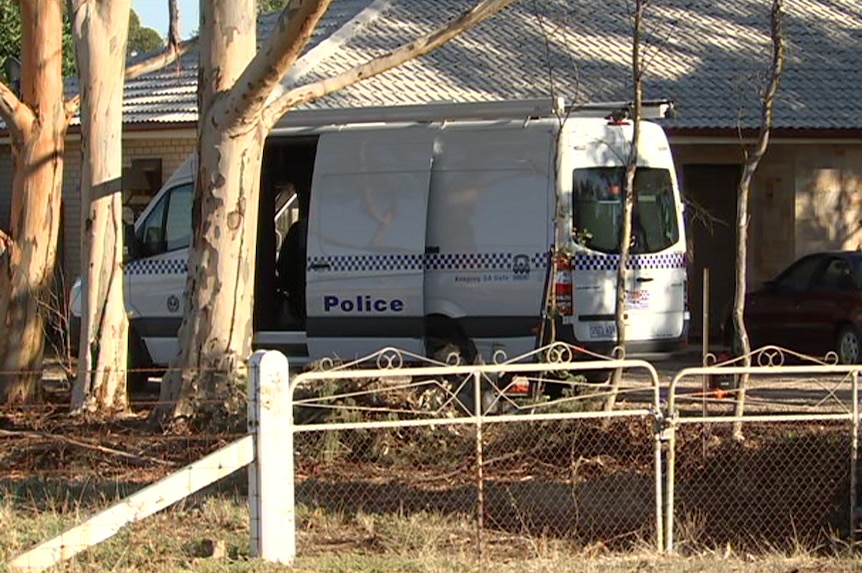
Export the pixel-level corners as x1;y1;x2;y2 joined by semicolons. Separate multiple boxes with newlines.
254;136;319;332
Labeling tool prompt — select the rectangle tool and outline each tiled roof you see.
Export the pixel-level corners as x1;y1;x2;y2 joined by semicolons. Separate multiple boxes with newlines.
108;0;862;131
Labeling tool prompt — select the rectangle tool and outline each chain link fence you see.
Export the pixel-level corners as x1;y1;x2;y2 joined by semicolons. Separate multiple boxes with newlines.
665;347;860;553
669;420;851;553
290;345;664;559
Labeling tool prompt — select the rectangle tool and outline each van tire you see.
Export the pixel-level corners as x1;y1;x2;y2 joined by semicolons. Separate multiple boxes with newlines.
128;329;154;393
425;325;498;414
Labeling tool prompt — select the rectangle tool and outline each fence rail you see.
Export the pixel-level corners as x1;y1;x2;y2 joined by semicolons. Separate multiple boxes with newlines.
6;343;862;570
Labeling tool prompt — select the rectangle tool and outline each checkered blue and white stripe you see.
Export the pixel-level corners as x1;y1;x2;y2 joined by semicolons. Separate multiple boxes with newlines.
425;252;547;271
308;253;425;272
573;252;686;271
309;252;549;272
121;251;684;276
125;258;188;276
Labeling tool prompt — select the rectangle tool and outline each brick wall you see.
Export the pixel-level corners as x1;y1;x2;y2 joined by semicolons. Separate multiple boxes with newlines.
792;144;862;258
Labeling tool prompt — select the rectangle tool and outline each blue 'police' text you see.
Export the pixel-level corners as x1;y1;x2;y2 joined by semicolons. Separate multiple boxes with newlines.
323;295;405;313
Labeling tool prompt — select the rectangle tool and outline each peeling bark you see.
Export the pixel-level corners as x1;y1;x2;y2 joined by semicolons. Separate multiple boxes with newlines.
0;0;69;404
158;0;262;420
70;0;132;413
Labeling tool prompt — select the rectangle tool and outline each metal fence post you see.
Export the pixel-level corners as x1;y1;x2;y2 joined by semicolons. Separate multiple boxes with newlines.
664;412;677;552
474;369;485;563
248;350;293;564
852;370;859;546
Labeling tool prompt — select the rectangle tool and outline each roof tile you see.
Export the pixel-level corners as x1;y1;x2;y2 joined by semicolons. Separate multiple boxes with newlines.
79;0;862;130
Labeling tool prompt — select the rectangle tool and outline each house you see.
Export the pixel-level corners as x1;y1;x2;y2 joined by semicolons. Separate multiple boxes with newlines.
0;0;860;338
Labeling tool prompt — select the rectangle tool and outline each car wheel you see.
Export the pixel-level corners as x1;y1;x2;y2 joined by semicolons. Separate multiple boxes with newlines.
836;325;861;365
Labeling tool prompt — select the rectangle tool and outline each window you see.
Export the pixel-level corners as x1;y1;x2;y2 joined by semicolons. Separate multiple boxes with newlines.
134;183;193;258
815;257;857;290
123;158;163;224
775;255;823;292
572;167;679;254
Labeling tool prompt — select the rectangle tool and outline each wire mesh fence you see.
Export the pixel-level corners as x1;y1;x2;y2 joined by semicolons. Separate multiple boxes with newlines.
6;344;862;570
289;345;665;559
669;420;851;553
665;347;861;553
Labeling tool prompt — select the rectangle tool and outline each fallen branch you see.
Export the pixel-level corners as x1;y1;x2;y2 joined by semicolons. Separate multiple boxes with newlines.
0;428;174;467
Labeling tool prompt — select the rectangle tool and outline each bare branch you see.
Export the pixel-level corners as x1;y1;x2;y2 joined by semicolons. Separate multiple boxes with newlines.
731;0;785;440
223;0;332;127
64;37;199;116
751;0;785;161
263;0;518;128
0;428;174;466
605;0;644;414
0;80;34;143
685;195;728;234
168;0;181;52
124;36;199;81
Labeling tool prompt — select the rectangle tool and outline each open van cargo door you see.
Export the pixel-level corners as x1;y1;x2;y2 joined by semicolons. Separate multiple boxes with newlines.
306;127;436;360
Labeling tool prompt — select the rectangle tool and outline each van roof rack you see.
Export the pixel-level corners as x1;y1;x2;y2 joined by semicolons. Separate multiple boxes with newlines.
273;97;675;128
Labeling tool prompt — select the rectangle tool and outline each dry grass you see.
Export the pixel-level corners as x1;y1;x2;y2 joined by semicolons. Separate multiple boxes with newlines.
3;483;862;573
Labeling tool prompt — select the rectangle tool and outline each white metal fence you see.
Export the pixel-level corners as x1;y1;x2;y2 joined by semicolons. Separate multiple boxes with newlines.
287;343;664;560
664;346;860;553
9;343;862;570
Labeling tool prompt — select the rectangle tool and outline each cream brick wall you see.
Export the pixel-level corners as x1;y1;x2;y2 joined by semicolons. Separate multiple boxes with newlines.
671;142;857;288
792;144;862;258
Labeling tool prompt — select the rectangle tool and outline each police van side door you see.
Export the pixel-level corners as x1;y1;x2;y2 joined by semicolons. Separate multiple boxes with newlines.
306;127;435;360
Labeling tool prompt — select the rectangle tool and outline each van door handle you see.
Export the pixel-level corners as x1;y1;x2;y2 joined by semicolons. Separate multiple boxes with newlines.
308;262;331;271
425;246;440;254
636;277;655;283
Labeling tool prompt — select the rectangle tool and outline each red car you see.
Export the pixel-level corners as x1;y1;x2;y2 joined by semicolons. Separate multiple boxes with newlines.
724;251;862;364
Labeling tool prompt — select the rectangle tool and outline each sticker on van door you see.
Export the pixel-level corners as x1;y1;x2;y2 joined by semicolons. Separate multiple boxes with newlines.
625;289;650;310
512;254;531;280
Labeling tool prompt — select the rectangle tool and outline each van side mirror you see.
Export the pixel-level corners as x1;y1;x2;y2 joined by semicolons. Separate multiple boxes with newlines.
124;223;138;261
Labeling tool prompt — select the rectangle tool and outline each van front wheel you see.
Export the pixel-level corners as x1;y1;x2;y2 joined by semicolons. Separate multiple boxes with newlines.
128;330;154;393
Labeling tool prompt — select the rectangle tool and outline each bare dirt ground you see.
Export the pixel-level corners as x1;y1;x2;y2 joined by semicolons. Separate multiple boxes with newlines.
2;346;854;483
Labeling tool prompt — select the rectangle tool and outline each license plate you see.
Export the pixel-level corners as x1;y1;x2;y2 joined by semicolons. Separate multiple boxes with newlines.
589;324;616;339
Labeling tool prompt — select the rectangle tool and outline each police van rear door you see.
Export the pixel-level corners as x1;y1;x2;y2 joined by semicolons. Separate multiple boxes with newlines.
306;126;435;360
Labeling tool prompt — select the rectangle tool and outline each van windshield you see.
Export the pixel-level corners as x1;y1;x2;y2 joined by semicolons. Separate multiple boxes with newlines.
572;167;679;254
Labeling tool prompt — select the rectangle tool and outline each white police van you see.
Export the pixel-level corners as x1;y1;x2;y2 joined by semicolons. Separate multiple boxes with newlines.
70;98;689;382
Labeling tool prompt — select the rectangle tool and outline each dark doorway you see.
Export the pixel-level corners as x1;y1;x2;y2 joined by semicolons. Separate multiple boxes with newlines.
254;137;318;332
683;164;741;343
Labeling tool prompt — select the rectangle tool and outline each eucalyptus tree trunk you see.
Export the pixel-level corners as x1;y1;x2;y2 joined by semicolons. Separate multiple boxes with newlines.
605;0;643;413
732;0;785;441
158;0;518;421
157;0;270;419
0;0;69;404
70;0;132;412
